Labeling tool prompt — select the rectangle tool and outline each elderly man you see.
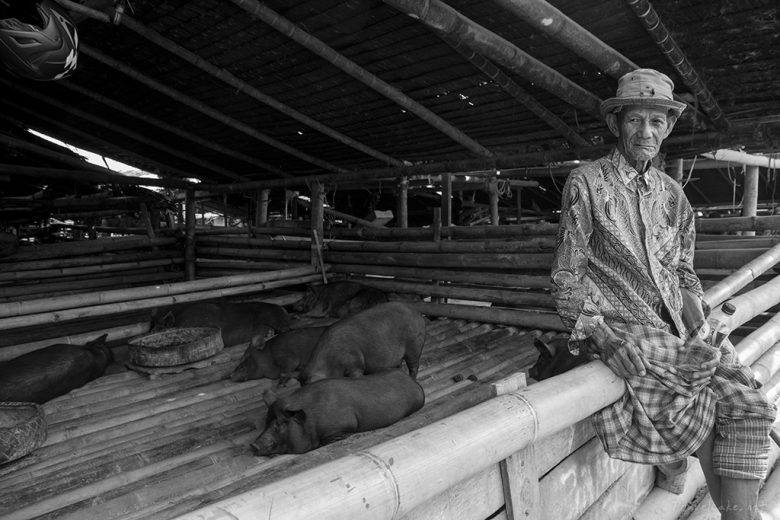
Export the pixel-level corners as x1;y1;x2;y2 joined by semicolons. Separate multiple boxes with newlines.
551;69;775;519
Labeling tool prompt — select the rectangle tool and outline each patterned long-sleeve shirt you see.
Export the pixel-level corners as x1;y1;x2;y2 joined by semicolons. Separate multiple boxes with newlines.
551;148;703;349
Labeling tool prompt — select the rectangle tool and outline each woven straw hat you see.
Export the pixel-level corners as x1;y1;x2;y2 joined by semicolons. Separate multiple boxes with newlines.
600;68;687;120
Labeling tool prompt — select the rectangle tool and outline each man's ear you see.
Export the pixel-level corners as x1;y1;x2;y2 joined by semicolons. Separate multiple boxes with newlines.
663;114;678;138
605;112;620;137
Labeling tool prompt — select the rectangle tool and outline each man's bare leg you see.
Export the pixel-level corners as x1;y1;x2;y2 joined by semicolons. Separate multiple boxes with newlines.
720;477;760;520
696;426;722;509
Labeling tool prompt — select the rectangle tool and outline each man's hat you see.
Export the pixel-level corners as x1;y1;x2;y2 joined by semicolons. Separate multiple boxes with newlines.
600;68;687;120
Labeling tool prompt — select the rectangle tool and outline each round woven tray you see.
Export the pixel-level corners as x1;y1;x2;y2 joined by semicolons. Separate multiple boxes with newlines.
128;327;224;367
0;402;47;464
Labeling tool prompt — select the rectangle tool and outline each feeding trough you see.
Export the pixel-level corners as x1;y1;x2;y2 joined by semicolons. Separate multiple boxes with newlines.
0;402;47;464
128;327;224;368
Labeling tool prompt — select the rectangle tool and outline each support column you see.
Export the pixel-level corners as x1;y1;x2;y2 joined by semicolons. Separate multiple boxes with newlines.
515;187;523;224
310;182;325;269
258;189;270;226
441;172;452;227
398;177;408;228
489;177;500;226
743;164;759;236
185;189;196;281
673;157;684;184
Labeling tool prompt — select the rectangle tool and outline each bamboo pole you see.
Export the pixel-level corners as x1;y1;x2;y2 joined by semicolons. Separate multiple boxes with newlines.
354;277;554;308
0;271;183;301
696;215;780;234
322;251;554;269
325;237;555;253
703;241;780;311
0;236;176;262
185;189;196;281
408;301;567;331
707;273;780;346
196;237;310;249
330;264;551;288
0;257;183;282
0;265;317;318
0;272;322;330
734;310;780;368
489;177;500;225
1;250;181;273
258;189;269;226
398;177;408;228
197;246;310;261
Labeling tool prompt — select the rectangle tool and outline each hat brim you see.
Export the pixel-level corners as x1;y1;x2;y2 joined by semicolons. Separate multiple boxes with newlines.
600;97;687;120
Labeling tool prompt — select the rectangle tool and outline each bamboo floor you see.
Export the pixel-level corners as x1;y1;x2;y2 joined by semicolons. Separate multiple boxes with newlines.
0;315;551;520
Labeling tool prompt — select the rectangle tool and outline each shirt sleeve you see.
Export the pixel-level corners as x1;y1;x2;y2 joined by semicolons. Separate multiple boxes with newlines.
551;172;604;350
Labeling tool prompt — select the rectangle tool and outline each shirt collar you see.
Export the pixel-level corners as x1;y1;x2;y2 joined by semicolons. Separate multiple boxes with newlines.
608;148;655;188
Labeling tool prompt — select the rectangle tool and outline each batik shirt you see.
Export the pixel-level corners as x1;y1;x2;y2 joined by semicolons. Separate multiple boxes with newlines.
551;148;703;350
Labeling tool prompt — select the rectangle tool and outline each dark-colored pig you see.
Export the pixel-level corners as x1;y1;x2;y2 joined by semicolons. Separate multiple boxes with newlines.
230;326;327;382
300;301;426;384
291;281;388;318
153;299;291;348
251;368;425;455
0;334;113;404
528;335;589;381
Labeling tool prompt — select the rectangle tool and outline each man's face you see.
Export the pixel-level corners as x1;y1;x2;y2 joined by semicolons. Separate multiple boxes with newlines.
607;106;675;163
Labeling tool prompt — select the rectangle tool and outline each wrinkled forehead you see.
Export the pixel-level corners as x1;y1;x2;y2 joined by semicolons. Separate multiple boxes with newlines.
618;105;673;121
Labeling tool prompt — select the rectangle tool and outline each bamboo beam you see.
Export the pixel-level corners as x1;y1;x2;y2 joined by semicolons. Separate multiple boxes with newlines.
701;149;780;169
409;301;567;331
79;44;331;175
489;177;500;225
707;273;780;349
625;0;728;130
0;272;323;330
330;264;551;288
185;189;196;281
229;0;492;157
0;163;193;190
443;33;591;148
441;172;452;227
0;236;176;262
325;237;556;253
0;271;182;301
2;80;247;182
295;196;381;228
743;165;759;236
382;0;602;118
322;250;554;269
58;80;280;173
0;257;183;282
702;241;780;311
258;189;269;226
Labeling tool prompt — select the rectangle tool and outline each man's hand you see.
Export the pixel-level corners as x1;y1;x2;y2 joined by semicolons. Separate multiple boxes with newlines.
590;321;646;378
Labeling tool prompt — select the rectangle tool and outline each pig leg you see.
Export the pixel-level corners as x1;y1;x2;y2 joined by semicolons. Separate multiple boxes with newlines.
404;354;419;380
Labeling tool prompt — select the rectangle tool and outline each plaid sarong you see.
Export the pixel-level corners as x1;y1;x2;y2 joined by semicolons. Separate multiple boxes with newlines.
593;323;776;479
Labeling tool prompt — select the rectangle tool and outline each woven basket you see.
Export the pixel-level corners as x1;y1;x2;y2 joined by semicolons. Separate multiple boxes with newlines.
0;402;47;464
128;327;224;367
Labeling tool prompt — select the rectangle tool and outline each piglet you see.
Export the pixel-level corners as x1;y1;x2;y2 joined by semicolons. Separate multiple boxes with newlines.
0;334;113;404
230;326;327;382
251;368;425;455
528;335;589;381
299;301;426;384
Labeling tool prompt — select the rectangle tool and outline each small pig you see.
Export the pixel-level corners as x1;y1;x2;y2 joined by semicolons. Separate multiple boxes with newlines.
292;281;388;318
300;301;426;384
528;335;589;381
251;368;425;455
230;326;327;382
152;299;291;348
0;334;113;404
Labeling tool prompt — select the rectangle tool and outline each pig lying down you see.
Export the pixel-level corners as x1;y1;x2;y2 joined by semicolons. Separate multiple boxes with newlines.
152;298;291;348
230;326;327;382
528;335;588;381
292;280;387;318
300;301;426;384
0;334;113;404
251;368;425;455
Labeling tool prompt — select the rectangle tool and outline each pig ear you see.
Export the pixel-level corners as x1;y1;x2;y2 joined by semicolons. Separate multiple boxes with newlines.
533;338;554;358
262;389;278;407
281;407;306;425
87;333;109;346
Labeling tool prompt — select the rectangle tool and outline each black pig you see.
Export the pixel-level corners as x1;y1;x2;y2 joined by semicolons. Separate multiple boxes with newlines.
300;302;426;384
230;326;327;382
291;281;387;318
0;334;113;404
528;335;589;381
251;368;425;455
153;299;291;348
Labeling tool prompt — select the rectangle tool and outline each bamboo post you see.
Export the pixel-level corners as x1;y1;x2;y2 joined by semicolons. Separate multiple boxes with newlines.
185;189;196;281
223;193;229;226
703;241;780;311
310;182;324;268
398;177;408;228
433;208;442;242
515;187;522;222
441;172;452;226
743;164;759;236
673;157;684;184
489;176;500;225
258;189;269;226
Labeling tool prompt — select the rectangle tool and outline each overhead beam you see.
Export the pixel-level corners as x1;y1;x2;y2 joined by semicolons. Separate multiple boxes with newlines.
383;0;603;118
625;0;728;130
59;80;282;174
0;163;195;189
228;0;493;157
2;81;248;182
441;34;591;148
79;44;338;175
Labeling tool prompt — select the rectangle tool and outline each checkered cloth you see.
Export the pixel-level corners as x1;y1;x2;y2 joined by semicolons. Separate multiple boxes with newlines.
593;322;776;479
